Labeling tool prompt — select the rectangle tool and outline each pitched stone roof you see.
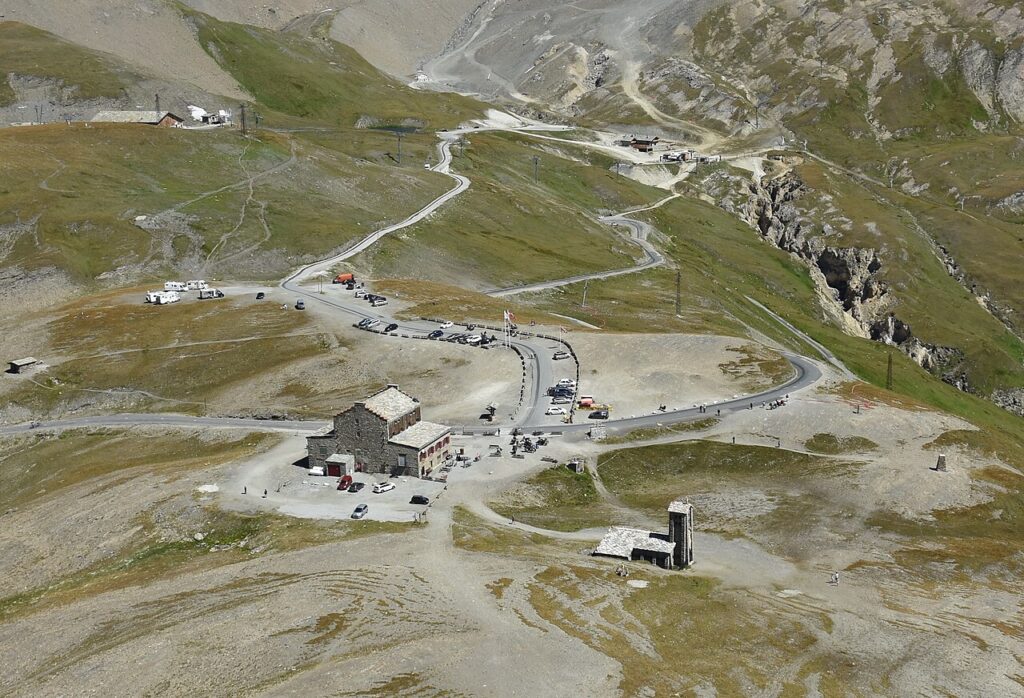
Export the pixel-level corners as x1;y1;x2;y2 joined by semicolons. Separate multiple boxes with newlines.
363;385;418;421
594;526;676;558
389;421;449;450
91;110;182;123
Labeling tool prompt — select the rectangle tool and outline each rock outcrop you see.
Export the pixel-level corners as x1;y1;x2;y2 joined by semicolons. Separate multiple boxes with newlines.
746;173;970;390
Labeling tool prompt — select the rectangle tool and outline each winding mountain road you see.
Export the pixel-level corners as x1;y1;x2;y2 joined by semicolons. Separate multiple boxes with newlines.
3;124;828;439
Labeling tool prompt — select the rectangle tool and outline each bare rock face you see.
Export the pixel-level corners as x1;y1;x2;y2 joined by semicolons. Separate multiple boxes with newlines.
746;172;971;391
996;47;1024;123
992;388;1024;417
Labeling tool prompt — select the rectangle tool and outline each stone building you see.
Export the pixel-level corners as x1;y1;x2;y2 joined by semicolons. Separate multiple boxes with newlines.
306;385;451;478
90;110;184;127
593;499;694;569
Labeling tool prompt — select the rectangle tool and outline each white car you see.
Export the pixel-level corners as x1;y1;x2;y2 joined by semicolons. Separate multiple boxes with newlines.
354;290;366;298
545;406;567;416
372;481;396;494
439;321;453;329
557;378;576;387
550;397;571;405
553;351;570;360
466;334;482;345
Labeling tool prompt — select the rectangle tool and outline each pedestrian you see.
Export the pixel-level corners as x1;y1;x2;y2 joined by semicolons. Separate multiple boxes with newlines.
835;571;840;585
242;486;247;495
716;409;721;416
263;489;268;498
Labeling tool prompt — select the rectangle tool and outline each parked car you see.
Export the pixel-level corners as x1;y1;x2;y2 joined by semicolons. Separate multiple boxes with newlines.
410;494;430;505
348;482;366;493
428;330;444;339
355;290;367;298
256;292;266;300
295;299;305;310
337;475;353;490
357;318;373;328
351;503;368;519
372;481;396;494
466;334;482;345
557;378;576;387
552;351;569;360
545;406;567;416
365;319;381;329
385;323;399;333
371;298;389;307
550;397;571;405
439;321;453;329
589;409;609;419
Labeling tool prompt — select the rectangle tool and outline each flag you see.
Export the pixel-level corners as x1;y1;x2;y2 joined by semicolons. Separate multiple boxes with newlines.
504;310;517;324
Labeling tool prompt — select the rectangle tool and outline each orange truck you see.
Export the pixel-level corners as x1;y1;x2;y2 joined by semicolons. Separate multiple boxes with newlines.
333;272;355;284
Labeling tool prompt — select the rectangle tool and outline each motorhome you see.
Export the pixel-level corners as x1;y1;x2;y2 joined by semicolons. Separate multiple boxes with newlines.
186;280;208;290
164;281;187;292
146;291;180;305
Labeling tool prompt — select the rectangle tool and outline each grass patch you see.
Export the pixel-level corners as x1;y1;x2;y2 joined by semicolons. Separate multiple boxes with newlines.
718;344;794;390
374;279;565;327
867;465;1024;574
489;465;615;532
486;577;513;600
529;564;821;695
6;293;325;415
0;429;274;511
598;440;843;519
804;433;879;455
451;506;563;556
600;418;719;444
0;23;128;106
0;505;411;623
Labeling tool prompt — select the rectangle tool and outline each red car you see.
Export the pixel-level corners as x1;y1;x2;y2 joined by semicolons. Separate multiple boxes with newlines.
337;475;353;491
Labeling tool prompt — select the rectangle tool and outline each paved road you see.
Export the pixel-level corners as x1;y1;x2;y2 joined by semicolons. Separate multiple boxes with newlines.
3;125;830;439
485;216;665;297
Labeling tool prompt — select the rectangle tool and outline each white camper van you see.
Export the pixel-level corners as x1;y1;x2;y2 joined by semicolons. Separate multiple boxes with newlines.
186;280;208;290
147;291;180;305
198;288;225;299
164;281;187;292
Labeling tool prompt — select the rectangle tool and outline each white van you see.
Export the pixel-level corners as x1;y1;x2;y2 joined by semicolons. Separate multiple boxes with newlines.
154;291;180;305
186;280;208;290
370;298;389;307
164;281;187;292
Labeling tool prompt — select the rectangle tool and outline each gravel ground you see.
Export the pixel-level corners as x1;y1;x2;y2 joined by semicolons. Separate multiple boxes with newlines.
567;332;789;418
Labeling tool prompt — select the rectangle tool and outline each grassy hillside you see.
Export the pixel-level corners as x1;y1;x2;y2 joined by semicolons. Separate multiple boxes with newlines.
0;124;448;282
0;22;129;107
352;132;654;289
186;8;481;129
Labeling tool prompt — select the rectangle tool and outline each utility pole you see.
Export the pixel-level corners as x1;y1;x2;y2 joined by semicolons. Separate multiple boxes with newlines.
532;155;540;183
397;132;404;165
239;103;248;136
886;352;894;390
581;279;590;309
155;92;160;115
675;270;681;316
